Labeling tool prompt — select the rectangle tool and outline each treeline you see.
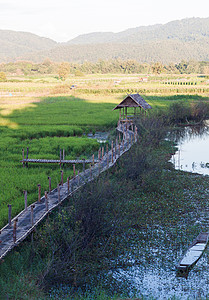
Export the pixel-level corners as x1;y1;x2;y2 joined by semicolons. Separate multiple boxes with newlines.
0;59;209;77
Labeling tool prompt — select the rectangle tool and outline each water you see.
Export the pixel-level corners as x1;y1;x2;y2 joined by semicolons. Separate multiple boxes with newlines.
87;131;109;143
171;125;209;176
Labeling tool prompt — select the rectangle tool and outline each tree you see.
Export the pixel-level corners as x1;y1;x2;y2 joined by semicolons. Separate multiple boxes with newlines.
151;62;164;74
0;72;7;82
58;62;70;81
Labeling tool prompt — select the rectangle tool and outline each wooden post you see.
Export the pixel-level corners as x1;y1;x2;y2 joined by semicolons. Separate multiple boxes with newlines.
45;191;48;211
13;218;18;243
57;184;60;204
22;148;25;168
61;170;63;186
111;141;114;163
48;177;51;193
73;164;76;178
24;190;27;211
122;139;124;151
8;204;12;227
92;154;95;167
59;149;62;168
31;205;35;226
118;142;120;156
83;159;86;172
38;184;41;202
107;150;109;167
26;147;29;168
106;144;108;155
67;177;70;193
119;133;121;144
102;147;104;159
78;171;80;186
90;164;92;179
98;148;101;161
63;149;65;167
135;126;138;141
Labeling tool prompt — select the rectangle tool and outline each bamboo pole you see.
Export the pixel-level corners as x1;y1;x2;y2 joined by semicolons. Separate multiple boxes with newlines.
8;204;12;227
24;190;27;211
13;219;18;243
61;170;63;186
45;191;48;211
38;184;41;202
22;148;25;168
67;177;70;193
48;177;51;193
57;184;60;204
31;205;35;226
26;147;29;168
73;164;76;178
111;141;114;163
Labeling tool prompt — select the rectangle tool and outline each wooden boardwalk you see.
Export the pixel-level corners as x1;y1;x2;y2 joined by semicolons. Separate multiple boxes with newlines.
0;124;136;261
21;158;99;164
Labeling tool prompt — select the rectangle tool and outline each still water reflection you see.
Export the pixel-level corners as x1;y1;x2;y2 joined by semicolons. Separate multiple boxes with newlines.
170;125;209;175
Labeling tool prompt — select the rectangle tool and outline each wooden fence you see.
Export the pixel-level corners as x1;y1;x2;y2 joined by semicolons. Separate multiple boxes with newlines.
0;123;137;260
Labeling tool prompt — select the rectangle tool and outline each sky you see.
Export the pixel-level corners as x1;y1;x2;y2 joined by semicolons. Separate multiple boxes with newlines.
0;0;209;42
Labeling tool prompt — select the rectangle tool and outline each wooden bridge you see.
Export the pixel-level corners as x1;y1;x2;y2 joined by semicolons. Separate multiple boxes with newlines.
0;123;137;261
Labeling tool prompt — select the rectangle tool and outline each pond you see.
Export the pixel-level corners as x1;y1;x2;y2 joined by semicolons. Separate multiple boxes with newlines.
170;125;209;176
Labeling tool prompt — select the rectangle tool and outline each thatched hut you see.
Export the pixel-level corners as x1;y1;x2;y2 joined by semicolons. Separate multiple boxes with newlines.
113;93;152;124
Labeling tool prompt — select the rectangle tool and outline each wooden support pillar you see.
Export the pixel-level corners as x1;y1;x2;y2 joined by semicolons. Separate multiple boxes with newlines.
48;177;51;193
13;218;18;243
102;147;104;159
61;170;63;186
67;177;70;193
45;191;48;211
8;204;12;227
92;154;95;167
98;148;101;160
118;142;120;156
119;109;121;121
59;149;62;168
57;184;60;204
111;141;114;163
106;143;108;154
83;159;86;172
22;148;25;168
122;139;124;151
24;190;27;211
63;149;65;167
31;205;35;226
73;164;76;178
26;147;29;168
38;184;41;202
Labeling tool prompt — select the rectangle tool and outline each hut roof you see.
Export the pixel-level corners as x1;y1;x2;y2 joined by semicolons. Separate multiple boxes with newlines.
113;93;152;110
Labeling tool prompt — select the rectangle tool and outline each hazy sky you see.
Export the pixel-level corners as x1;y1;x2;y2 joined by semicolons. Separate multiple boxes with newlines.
0;0;209;42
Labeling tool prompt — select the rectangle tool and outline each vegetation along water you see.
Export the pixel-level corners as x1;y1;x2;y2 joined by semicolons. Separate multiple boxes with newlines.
1;74;209;299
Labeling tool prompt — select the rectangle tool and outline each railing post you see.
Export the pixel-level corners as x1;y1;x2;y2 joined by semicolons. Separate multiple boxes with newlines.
59;149;62;169
38;184;41;203
73;164;76;178
61;170;63;186
13;218;18;243
8;204;12;227
22;148;25;168
111;141;114;163
26;147;29;168
31;205;35;226
63;149;65;167
122;138;124;151
67;177;70;193
24;190;27;211
45;191;48;211
48;176;51;193
102;147;104;159
57;184;60;204
83;159;86;172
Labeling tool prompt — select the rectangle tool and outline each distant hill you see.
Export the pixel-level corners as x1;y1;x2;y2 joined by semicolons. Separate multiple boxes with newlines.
0;30;57;61
1;17;209;63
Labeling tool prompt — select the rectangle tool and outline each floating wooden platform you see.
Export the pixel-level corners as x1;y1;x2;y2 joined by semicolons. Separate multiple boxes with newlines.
176;232;209;277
